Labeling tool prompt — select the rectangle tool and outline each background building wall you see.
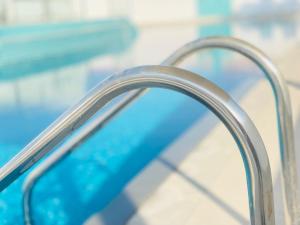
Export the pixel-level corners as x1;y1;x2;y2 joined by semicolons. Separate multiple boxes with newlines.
0;0;300;25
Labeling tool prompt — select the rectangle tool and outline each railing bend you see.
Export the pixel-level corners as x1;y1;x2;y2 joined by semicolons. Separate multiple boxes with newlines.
20;36;297;224
0;65;275;225
162;36;299;225
22;36;298;225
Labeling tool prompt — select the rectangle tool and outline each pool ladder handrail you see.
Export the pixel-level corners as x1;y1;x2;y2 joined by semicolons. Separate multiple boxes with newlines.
162;36;300;225
0;65;275;225
22;36;299;225
22;91;141;225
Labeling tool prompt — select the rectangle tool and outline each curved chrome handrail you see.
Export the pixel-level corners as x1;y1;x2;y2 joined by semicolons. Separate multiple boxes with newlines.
22;91;141;225
21;36;297;224
1;66;275;225
22;36;298;225
162;36;299;225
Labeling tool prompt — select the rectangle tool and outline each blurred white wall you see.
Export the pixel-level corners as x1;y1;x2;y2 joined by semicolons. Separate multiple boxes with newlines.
0;0;300;25
129;0;197;25
0;0;130;24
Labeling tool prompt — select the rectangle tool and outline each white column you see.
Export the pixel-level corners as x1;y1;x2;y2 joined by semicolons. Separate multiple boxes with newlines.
3;0;16;23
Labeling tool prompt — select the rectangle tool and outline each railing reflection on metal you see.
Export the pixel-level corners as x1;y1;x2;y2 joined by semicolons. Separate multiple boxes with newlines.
21;36;298;225
0;66;275;225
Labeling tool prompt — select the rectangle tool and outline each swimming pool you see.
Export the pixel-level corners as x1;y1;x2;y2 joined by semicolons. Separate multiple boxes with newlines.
1;17;291;225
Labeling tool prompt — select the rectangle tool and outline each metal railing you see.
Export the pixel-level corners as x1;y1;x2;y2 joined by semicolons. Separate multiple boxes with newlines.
162;36;300;225
22;90;142;225
21;36;299;225
0;65;275;225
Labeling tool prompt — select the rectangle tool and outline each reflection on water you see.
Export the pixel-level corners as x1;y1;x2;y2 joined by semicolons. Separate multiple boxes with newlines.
0;18;137;80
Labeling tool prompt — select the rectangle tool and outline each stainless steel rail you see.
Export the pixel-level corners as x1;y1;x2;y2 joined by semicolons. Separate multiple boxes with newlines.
22;36;298;225
162;36;300;225
0;65;275;225
23;91;142;225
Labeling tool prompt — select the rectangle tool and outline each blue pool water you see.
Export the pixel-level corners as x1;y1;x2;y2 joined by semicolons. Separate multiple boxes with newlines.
0;18;137;80
0;19;261;225
0;72;258;225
